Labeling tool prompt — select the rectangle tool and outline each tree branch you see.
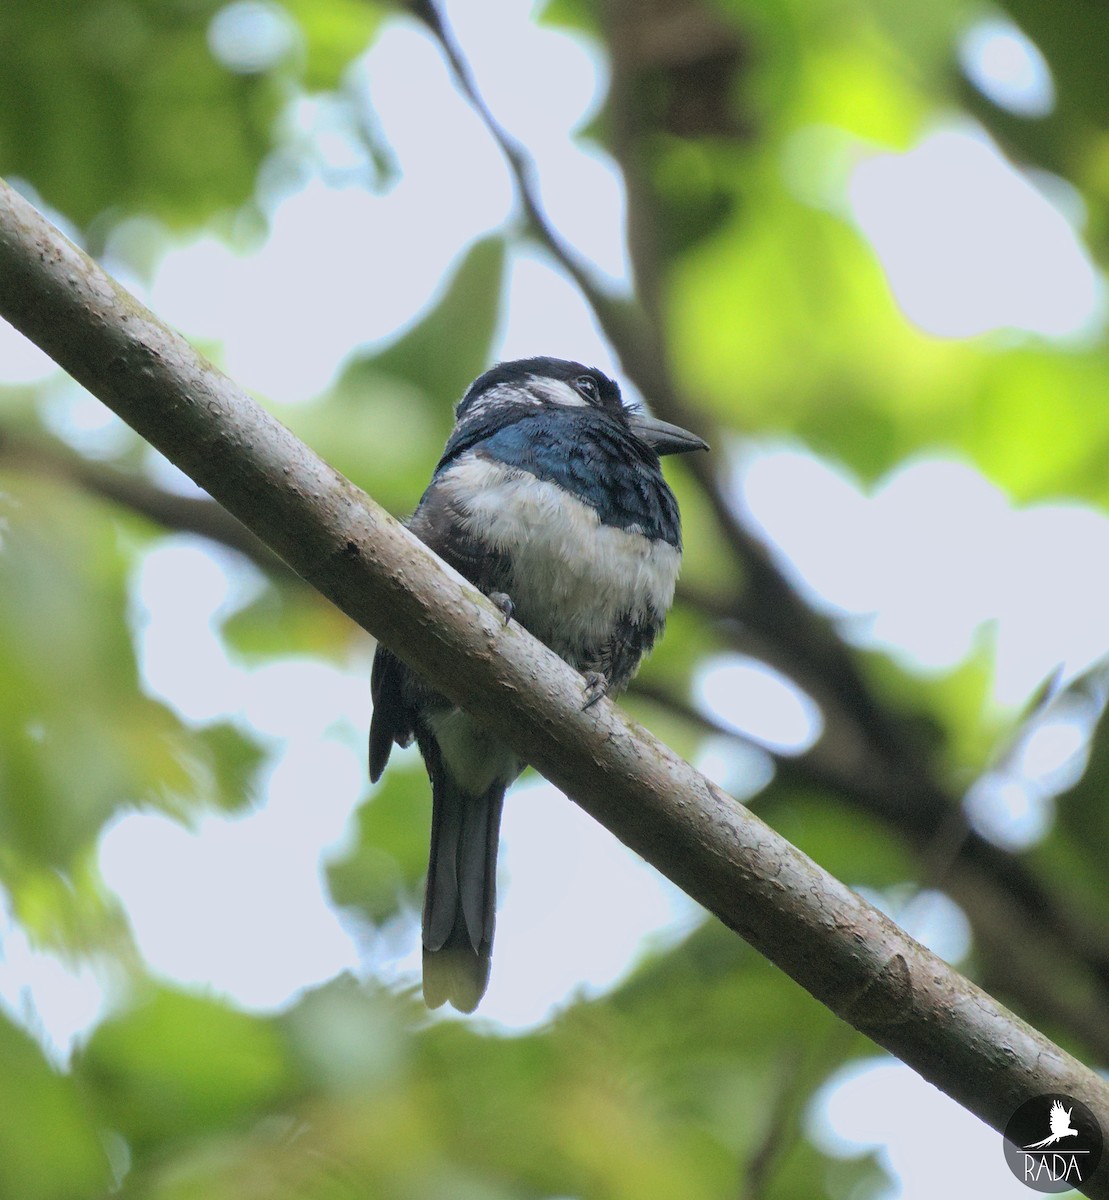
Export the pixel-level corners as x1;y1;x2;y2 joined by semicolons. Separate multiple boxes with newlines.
0;425;290;575
23;422;1103;1049
17;415;1099;1061
1;177;1106;1195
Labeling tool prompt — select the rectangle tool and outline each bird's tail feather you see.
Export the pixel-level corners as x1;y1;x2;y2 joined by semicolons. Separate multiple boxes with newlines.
422;769;504;1013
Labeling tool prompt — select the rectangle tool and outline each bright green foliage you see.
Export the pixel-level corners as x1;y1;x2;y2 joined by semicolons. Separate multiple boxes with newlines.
1;0;1108;1197
78;985;295;1153
326;762;431;922
0;0;382;228
0;476;263;942
0;1011;110;1200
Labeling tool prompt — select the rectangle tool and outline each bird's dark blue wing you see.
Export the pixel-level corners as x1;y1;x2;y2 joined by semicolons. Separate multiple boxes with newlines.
368;646;412;782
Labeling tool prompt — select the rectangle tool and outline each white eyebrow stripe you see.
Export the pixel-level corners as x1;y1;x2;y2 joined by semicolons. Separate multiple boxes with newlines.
461;381;544;420
529;376;591;407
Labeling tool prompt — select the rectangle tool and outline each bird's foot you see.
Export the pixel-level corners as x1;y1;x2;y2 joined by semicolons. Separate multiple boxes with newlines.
582;671;609;709
489;592;514;625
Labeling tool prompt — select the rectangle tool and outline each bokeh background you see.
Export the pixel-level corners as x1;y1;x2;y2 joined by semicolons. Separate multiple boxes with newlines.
1;0;1107;1197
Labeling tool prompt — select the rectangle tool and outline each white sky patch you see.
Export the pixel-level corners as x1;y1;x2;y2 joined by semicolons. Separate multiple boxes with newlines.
1012;710;1089;787
0;905;109;1065
0;319;57;385
848;125;1104;340
151;178;506;405
963;774;1054;850
443;0;626;285
809;1057;1033;1199
208;0;300;75
743;447;1109;705
695;736;775;801
38;376;134;459
142;444;212;497
959;18;1055;118
495;248;618;369
695;656;823;753
95;538;372;1011
963;696;1094;849
989;501;1109;701
98;736;364;1010
131;537;370;731
445;0;604;143
131;539;253;724
152;24;514;402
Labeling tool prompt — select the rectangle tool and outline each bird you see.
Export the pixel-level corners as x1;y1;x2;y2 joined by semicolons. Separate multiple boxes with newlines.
1024;1100;1079;1149
368;356;707;1012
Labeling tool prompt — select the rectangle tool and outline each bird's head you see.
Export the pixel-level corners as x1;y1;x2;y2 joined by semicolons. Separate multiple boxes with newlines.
456;357;708;457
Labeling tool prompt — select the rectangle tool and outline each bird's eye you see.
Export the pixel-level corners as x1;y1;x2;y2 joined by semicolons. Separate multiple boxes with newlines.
574;375;599;402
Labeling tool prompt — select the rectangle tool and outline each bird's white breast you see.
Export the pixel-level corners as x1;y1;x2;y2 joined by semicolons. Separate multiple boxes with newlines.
437;453;681;660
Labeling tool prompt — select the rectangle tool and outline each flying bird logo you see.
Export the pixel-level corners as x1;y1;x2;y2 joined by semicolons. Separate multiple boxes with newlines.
1024;1100;1079;1150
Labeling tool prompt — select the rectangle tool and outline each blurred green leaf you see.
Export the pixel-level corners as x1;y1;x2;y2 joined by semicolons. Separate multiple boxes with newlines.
0;1011;110;1200
283;0;383;91
0;477;173;866
220;584;356;662
0;0;384;230
0;845;132;954
0;476;268;887
326;763;430;923
186;722;268;814
0;0;273;227
1031;672;1109;929
537;0;597;35
77;986;294;1153
281;973;409;1093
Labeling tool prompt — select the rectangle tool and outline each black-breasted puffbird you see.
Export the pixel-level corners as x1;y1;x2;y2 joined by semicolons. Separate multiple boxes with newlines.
369;357;707;1011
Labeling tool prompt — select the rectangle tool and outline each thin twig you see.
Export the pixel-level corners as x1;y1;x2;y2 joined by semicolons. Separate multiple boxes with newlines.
0;425;291;575
413;0;1109;1027
738;1049;819;1200
411;0;931;800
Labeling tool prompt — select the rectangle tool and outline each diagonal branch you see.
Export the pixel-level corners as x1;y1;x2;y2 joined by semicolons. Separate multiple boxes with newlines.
1;176;1106;1196
15;413;1103;1059
635;677;1109;1061
30;414;1103;1057
36;413;1101;1058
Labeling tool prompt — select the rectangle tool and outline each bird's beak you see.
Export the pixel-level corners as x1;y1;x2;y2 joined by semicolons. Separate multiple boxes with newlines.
626;411;709;456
